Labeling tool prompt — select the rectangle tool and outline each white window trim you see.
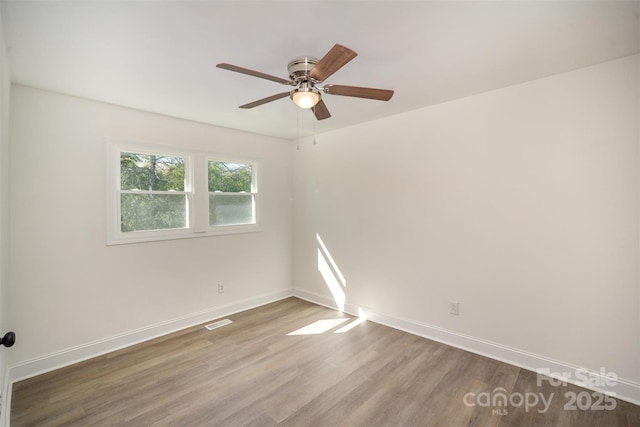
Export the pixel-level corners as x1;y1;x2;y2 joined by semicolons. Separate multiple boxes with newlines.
106;139;262;245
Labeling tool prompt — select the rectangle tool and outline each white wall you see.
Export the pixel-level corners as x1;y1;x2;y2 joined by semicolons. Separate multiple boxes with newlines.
294;55;640;386
8;85;293;366
0;6;11;405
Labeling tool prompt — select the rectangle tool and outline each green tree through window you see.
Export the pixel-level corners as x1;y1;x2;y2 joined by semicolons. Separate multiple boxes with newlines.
120;152;187;232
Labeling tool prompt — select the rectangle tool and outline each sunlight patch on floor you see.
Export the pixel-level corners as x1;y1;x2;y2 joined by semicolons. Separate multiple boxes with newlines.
334;316;366;333
287;318;350;335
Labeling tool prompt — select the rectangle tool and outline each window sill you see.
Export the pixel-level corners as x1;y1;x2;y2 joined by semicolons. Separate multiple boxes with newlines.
106;225;263;246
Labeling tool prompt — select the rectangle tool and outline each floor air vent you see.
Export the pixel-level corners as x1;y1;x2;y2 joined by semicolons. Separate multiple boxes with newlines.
205;319;232;330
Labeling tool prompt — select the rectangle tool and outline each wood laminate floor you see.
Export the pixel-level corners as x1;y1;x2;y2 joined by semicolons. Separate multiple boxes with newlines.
10;297;640;426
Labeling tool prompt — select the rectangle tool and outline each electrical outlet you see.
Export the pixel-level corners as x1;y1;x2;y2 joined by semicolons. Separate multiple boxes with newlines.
218;283;224;294
449;301;459;316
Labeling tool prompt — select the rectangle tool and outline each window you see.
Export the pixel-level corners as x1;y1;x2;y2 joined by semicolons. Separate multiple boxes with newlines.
120;152;189;232
208;161;256;226
107;140;260;245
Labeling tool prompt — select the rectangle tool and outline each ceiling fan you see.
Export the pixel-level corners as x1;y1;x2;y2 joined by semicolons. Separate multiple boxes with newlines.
216;44;394;120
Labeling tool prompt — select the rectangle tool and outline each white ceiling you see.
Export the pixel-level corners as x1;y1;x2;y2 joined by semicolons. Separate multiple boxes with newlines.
2;1;639;140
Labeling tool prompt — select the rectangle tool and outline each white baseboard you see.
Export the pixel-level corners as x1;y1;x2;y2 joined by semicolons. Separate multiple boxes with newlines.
292;288;640;407
1;289;293;426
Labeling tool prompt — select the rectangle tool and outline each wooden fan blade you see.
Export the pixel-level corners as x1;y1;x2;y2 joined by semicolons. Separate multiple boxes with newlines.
323;84;394;101
239;92;290;109
312;99;331;120
217;63;292;85
309;44;357;82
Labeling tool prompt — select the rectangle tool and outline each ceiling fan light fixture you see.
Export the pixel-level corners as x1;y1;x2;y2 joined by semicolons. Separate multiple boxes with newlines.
291;87;321;109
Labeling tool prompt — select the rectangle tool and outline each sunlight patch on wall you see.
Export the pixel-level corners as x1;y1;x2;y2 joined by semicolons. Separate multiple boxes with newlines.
318;248;346;311
316;233;347;311
316;233;346;286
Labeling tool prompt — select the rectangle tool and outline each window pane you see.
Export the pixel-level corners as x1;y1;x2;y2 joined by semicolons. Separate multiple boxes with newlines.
208;161;252;192
121;152;185;191
209;194;254;226
121;193;187;232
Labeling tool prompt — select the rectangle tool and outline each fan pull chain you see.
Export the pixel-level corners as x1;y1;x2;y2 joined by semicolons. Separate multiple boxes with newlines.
313;118;317;145
296;107;300;150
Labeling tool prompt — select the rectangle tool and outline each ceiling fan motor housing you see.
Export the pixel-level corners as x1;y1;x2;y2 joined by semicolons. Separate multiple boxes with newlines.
288;57;318;83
